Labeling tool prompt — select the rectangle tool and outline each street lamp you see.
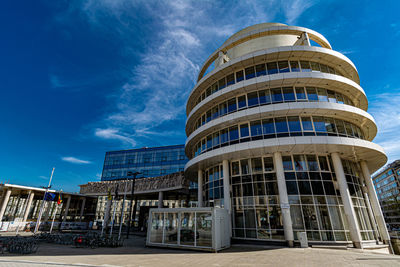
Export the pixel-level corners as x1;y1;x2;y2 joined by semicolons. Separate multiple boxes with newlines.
126;171;141;238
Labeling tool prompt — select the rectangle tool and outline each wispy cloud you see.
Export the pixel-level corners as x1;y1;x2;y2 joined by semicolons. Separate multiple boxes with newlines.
39;175;49;180
54;0;316;147
95;128;136;146
369;90;400;163
61;156;92;165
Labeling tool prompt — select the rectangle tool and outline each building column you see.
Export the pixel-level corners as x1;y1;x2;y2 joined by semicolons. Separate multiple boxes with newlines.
197;169;203;207
360;160;391;244
362;185;380;241
222;160;231;212
62;196;71;223
0;189;12;221
43;201;53;221
273;152;294;247
158;192;164;208
79;197;86;222
23;191;34;222
331;152;362;248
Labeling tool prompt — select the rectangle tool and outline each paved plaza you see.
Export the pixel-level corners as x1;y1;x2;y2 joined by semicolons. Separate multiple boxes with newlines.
0;236;400;267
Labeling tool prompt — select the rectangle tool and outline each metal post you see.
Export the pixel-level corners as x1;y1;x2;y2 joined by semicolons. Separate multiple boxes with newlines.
110;195;118;237
49;205;58;234
34;167;55;234
118;179;128;240
126;171;140;239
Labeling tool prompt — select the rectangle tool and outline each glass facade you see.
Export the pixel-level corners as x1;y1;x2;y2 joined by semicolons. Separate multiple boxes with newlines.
192;86;354;133
222;155;376;242
192;116;365;158
101;145;188;181
193;60;344;108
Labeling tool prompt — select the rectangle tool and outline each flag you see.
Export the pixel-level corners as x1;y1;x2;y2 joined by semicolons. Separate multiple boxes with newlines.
107;188;112;200
57;193;62;205
44;192;56;201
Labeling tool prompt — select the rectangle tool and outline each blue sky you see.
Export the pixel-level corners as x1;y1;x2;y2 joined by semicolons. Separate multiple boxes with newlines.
0;0;399;192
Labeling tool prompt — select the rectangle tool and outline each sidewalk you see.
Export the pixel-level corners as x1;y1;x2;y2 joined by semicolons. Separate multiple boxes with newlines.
0;236;399;267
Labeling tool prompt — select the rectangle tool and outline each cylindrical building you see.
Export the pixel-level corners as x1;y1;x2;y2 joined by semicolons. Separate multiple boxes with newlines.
184;23;389;248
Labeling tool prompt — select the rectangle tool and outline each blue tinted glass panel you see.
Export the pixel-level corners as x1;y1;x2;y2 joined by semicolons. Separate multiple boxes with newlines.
290;61;300;72
240;124;250;138
275;117;288;133
301;117;313;131
229;126;239;141
267;62;278;74
236;70;244;82
245;66;256;80
259;89;271;105
250;120;262;136
247;92;259;107
271;88;283;102
313;116;326;132
306;87;318;101
288;117;301;132
295;87;306;100
256;64;267;76
238;95;246;109
278;61;290;73
283;87;295;101
228;98;237;113
226;73;235;86
262;119;275;134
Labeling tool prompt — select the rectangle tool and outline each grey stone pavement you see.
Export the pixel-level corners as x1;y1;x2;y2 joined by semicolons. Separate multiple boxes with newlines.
1;236;400;267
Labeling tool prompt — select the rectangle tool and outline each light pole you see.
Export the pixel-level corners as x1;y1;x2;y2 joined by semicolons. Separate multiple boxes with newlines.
126;171;141;238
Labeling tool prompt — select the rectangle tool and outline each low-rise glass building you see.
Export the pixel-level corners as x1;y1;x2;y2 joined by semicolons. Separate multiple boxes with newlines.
101;145;188;181
373;160;400;230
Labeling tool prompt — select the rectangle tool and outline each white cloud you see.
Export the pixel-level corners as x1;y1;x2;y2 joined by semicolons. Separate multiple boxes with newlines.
369;90;400;163
39;175;49;180
95;128;136;146
57;0;316;146
61;156;92;165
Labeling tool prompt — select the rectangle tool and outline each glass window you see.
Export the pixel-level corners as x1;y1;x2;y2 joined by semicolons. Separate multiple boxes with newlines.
219;102;227;116
232;161;240;176
317;88;328;102
247;92;259;107
226;73;235;86
211;106;219;120
251;158;263;173
211;83;218;93
212;132;220;147
327;90;337;103
180;212;196;246
206;87;211;97
206;135;212;150
283;156;293;171
310;62;320;71
245;66;256;80
286;181;299;195
236;70;244;82
271;88;283;103
288;116;302;133
228;98;237;113
206;110;211;122
293;155;307;171
241;159;250;174
318;156;330;172
336;93;344;104
320;64;329;73
300;61;311;72
264;157;274;172
229;126;239;141
267;62;278;74
290;61;300;72
306;87;318;101
325;118;336;134
256;64;267;76
262;119;275;135
313;116;327;132
196;212;212;247
250;120;262;136
275;117;288;133
218;77;226;90
298;180;312;194
283;87;295;101
259;89;271;105
335;119;346;135
295;87;307;100
301;117;313;131
344;122;354;137
240;123;250;138
306;155;319;171
220;129;228;144
278;61;290;73
238;95;247;109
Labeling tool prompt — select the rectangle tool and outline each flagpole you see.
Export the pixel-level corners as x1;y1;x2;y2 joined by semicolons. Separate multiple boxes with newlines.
34;167;55;234
109;196;117;237
118;179;128;240
50;190;62;234
109;183;119;238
